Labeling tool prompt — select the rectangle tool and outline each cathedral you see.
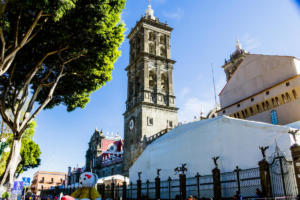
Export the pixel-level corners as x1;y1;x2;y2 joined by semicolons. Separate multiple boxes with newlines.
123;4;178;175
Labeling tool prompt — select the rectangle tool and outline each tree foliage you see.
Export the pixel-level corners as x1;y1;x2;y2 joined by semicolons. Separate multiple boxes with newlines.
0;121;41;177
0;0;125;188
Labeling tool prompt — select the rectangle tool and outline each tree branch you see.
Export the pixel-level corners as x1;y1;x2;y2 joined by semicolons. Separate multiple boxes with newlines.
15;11;22;48
0;28;5;60
19;65;65;136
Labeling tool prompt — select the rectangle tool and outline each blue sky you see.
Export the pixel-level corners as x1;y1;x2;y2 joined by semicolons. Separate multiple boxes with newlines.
21;0;300;179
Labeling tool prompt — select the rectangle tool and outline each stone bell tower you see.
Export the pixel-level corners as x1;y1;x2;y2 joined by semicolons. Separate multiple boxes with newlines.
123;3;178;175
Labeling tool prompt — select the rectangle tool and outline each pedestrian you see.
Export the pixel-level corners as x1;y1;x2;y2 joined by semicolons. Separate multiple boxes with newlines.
254;188;263;198
188;195;193;200
233;191;242;200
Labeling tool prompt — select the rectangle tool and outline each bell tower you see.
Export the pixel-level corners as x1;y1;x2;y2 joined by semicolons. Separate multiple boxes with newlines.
123;3;178;175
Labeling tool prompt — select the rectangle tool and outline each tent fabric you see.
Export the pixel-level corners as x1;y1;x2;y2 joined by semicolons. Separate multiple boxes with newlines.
129;116;296;182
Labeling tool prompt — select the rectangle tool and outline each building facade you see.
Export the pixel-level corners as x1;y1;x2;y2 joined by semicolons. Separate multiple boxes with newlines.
123;4;178;175
85;129;124;178
217;41;300;125
30;171;66;195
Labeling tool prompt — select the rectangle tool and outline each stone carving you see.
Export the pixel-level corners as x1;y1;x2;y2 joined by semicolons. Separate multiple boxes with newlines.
212;156;220;168
174;163;187;175
259;146;269;159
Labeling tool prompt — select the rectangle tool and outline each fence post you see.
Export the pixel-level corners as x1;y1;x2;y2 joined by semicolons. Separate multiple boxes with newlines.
179;173;186;200
195;173;201;199
130;182;133;200
212;167;221;199
168;177;172;200
122;181;127;200
155;175;161;200
137;172;142;200
258;158;272;197
291;144;300;194
111;179;115;199
146;180;150;198
234;166;241;193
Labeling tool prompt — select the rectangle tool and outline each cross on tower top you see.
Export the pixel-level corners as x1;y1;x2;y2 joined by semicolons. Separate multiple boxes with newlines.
147;0;152;5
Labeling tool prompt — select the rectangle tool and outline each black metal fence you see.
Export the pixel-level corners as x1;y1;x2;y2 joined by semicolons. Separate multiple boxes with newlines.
41;155;298;200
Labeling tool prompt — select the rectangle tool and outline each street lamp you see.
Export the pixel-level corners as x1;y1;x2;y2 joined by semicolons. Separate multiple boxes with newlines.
0;138;10;159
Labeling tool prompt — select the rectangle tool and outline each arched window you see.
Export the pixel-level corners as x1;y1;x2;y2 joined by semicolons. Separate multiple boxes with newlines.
282;94;287;103
272;98;275;107
262;102;266;111
244;109;248;117
234;113;237;118
149;70;156;89
265;101;269;109
286;92;291;102
160;35;165;44
293;89;297;99
237;113;240;118
256;104;261;112
275;97;280;105
241;110;245;118
249;107;254;115
149;32;155;41
161;73;168;91
149;43;155;54
160;47;166;57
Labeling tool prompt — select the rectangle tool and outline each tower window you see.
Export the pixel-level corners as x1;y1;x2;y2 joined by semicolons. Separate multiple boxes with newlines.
149;43;155;54
149;32;155;41
160;47;166;57
149;70;156;89
161;73;168;91
160;35;166;44
293;89;297;99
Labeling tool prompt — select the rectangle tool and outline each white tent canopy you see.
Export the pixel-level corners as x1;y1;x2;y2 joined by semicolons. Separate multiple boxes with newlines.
129;116;298;182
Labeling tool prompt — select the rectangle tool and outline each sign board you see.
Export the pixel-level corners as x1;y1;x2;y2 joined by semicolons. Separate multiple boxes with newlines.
12;181;23;194
22;177;31;187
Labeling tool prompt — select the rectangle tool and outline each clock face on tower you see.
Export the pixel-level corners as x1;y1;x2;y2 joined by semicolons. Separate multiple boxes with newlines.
129;119;134;131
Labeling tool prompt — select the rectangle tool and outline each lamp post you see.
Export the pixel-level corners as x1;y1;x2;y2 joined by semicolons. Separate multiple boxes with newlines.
0;138;10;159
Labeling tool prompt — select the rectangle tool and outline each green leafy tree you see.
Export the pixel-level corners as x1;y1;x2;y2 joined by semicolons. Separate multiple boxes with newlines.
0;121;41;179
0;0;125;190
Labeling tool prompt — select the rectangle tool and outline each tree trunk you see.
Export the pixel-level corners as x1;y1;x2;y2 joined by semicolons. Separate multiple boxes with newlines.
0;138;22;194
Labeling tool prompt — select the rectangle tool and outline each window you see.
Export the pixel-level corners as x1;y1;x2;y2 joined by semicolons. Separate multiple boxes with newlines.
256;104;261;112
286;82;290;86
266;91;270;95
285;92;291;102
149;32;155;41
237;113;240;118
160;47;166;57
51;178;54;182
161;73;167;91
249;107;254;115
111;168;114;175
169;121;173;128
265;101;269;109
147;117;153;126
262;102;266;111
149;43;155;54
293;89;297;99
149;70;156;88
281;94;287;103
237;104;240;108
223;110;226;114
160;35;165;44
271;110;278;125
275;97;280;105
272;98;275;107
251;98;254;102
234;113;237;118
41;185;43;190
241;111;245;118
244;109;248;118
